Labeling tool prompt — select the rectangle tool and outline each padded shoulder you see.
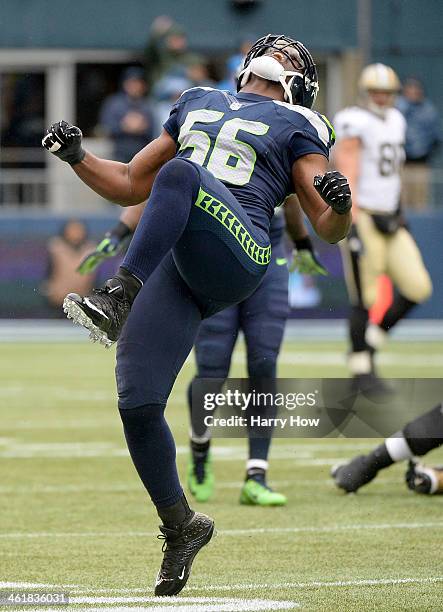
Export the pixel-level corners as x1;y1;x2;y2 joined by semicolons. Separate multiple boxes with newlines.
273;101;334;148
175;86;220;105
334;106;371;140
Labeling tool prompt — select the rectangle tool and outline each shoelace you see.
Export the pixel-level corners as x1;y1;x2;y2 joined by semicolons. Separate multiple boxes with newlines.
156;532;188;574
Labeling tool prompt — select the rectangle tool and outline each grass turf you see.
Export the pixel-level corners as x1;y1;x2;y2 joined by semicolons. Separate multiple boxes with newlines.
0;339;442;611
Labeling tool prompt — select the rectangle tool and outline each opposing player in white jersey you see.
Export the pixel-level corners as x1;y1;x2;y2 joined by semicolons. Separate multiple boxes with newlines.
334;63;432;393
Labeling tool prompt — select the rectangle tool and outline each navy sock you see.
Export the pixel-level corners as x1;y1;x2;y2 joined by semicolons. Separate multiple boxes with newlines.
121;158;200;283
119;403;183;509
246;467;266;485
247;376;277;464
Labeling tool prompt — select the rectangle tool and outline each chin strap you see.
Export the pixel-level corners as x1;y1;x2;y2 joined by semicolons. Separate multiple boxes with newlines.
238;55;303;105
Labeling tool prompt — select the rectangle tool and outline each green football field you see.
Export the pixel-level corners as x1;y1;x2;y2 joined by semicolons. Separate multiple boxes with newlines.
1;339;442;611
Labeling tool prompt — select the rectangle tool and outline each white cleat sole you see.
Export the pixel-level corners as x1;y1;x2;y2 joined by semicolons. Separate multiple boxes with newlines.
63;297;114;349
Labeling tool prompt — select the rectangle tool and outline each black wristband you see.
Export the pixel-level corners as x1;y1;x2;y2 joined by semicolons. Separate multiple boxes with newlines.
109;221;133;240
294;236;313;252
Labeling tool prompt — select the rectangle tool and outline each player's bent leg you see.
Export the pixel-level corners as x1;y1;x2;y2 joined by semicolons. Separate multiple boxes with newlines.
333;403;443;493
64;157;201;346
116;257;214;596
187;308;239;503
386;227;433;306
239;246;288;506
366;229;432;364
340;218;389;395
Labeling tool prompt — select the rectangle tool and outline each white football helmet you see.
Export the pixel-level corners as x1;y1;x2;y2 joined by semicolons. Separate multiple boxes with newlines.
359;63;401;117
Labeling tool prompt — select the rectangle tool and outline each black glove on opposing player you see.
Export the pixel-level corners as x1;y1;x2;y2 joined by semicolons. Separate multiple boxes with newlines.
42;120;86;165
313;171;352;215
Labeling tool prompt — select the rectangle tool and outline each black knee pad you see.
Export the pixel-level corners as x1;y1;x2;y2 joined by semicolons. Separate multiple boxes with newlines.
403;404;443;456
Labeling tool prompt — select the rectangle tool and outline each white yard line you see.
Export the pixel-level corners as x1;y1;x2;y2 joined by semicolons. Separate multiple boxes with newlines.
186;575;443;592
73;575;443;595
0;581;78;588
11;596;299;611
1;521;442;539
69;596;298;610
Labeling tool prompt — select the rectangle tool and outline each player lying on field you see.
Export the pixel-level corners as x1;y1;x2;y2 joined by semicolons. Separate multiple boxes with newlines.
43;33;351;596
332;403;443;494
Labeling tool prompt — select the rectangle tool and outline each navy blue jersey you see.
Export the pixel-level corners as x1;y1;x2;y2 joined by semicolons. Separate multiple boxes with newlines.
164;87;334;233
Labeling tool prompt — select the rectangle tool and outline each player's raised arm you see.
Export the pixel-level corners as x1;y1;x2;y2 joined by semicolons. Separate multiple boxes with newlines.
292;153;352;244
42;121;176;206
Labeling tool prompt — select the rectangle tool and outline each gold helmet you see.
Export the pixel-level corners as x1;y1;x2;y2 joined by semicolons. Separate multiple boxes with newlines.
358;63;400;117
359;63;401;93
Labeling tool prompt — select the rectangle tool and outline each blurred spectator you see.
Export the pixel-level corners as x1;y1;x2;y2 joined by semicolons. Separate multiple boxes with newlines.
99;67;155;162
152;74;192;134
218;36;254;92
396;77;442;208
42;220;96;315
186;61;215;89
152;60;215;132
144;16;202;89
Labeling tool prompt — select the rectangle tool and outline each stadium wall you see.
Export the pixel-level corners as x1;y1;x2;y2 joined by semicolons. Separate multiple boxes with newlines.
1;211;441;320
0;0;356;51
1;1;441;132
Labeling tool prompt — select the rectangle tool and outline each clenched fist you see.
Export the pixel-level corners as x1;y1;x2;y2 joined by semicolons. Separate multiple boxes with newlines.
313;171;352;215
42;120;86;165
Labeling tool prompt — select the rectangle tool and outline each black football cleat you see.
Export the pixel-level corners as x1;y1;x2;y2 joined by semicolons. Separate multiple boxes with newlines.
331;455;379;493
351;373;394;401
63;277;134;348
155;512;214;596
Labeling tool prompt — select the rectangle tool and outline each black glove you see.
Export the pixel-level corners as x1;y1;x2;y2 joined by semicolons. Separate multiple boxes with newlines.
42;120;86;165
314;171;352;215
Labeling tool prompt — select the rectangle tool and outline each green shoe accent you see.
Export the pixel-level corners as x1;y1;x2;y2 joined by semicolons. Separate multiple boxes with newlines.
187;454;215;503
239;479;287;506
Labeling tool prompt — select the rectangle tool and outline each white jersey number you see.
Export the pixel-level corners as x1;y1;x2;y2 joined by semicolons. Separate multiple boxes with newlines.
177;110;269;185
378;143;404;177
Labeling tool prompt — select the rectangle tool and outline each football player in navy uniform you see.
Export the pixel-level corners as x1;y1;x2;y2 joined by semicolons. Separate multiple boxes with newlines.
43;34;351;596
187;198;327;506
77;196;326;508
